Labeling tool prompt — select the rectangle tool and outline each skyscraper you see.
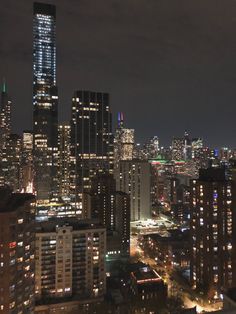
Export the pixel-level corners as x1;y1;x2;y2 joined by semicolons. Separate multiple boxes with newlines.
115;191;130;258
20;131;34;194
191;138;203;159
114;112;134;169
0;80;11;154
58;123;71;199
142;136;159;159
83;173;130;261
1;134;22;191
0;80;12;187
33;2;58;200
183;131;192;160
171;132;192;161
172;137;185;161
115;160;151;221
70;91;113;200
89;173;117;230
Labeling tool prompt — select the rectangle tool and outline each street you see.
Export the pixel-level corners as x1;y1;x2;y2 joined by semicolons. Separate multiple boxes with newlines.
130;234;222;313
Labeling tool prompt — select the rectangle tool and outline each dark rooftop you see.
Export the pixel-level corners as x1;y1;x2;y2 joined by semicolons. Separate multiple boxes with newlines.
131;264;162;283
35;218;105;233
179;308;197;314
225;287;236;303
199;167;226;182
33;2;56;17
144;229;190;243
0;187;35;213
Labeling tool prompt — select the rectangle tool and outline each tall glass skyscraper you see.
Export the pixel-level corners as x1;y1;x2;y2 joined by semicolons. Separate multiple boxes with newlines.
33;2;58;200
114;113;134;170
0;80;11;143
70;91;113;201
0;80;12;187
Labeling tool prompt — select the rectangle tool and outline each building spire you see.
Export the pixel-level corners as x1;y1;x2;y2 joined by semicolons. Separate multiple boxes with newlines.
118;112;124;128
2;78;6;93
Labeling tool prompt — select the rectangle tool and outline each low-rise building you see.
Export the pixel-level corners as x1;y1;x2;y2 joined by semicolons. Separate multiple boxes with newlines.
130;264;167;307
142;229;190;269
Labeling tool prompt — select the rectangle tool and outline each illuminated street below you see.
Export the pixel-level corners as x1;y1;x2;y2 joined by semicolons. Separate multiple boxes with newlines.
130;220;222;313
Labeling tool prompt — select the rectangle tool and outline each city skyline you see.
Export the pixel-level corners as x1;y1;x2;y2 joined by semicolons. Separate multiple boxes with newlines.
1;0;236;147
2;2;236;312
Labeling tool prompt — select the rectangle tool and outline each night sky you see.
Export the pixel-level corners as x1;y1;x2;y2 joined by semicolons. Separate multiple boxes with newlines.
1;0;236;147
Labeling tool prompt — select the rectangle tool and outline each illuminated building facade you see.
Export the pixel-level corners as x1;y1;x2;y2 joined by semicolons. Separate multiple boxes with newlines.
114;112;134;169
191;138;203;159
0;188;35;313
1;134;22;191
172;132;192;161
130;264;167;309
58;123;71;198
220;147;231;163
194;147;210;170
70;91;113;200
21;131;34;194
190;168;236;299
89;173;117;230
170;177;190;224
183;131;192;160
0;80;11;157
0;81;12;187
133;143;145;160
33;2;58;200
35;219;106;301
35;201;81;221
84;173;130;260
142;230;190;269
172;137;185;161
115;160;151;221
143;136;159;159
115;191;130;258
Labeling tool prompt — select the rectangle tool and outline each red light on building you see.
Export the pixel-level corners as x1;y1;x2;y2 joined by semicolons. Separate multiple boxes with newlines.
9;242;16;249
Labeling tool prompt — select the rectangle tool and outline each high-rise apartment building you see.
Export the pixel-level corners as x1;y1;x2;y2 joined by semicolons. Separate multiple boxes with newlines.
35;219;106;301
33;2;58;200
115;191;130;258
190;167;236;299
89;173;116;230
84;173;130;260
70;91;113;200
58;123;71;199
115;160;151;221
0;188;35;314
